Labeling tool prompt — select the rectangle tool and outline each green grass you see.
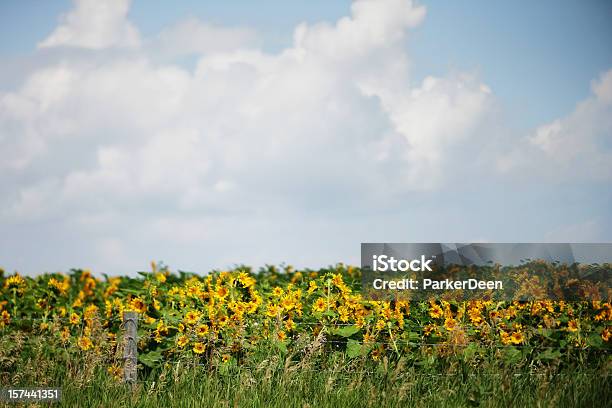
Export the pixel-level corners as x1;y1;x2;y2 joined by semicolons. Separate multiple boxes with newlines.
54;364;610;408
1;333;610;407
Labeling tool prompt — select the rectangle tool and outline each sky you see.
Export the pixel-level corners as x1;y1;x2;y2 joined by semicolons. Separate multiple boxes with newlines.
0;0;611;276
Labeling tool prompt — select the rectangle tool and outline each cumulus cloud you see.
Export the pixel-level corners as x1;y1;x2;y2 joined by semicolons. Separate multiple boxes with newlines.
1;0;610;274
2;0;494;222
499;69;612;180
38;0;140;49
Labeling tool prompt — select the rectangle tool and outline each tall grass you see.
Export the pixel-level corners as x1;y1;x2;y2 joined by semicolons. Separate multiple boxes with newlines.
1;332;610;408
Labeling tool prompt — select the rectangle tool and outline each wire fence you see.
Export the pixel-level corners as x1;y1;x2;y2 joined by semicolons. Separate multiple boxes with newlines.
3;316;605;331
3;316;609;347
2;313;610;385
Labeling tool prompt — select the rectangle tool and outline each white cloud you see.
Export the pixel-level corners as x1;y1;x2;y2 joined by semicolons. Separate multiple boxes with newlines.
1;0;610;274
292;0;425;60
38;0;140;49
3;0;495;221
592;70;612;103
499;69;612;180
382;74;493;185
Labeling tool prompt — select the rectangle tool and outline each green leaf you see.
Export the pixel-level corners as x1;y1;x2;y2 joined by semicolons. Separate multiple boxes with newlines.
538;328;553;339
275;340;288;354
346;341;360;358
160;310;180;325
536;349;562;360
346;339;374;358
139;351;163;368
120;288;144;295
408;332;420;341
587;333;603;348
331;325;360;338
503;347;522;363
323;310;337;318
462;343;479;360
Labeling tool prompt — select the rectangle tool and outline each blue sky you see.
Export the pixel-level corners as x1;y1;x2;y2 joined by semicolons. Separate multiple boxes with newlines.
0;0;611;275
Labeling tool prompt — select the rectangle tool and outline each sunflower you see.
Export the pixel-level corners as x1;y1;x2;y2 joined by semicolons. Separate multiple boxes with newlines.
48;277;70;295
177;335;189;347
500;330;511;345
196;325;209;337
429;303;443;319
281;296;295;311
363;333;376;344
0;310;10;325
217;315;229;327
313;298;327;313
424;324;436;337
238;272;256;288
215;286;228;300
60;327;70;342
193;342;206;354
3;274;25;291
338;306;350;322
107;365;123;380
602;327;611;342
510;332;524;345
184;310;200;325
284;319;296;332
371;348;382;361
331;274;344;288
307;281;318;294
129;297;147;313
266;303;281;317
156;321;169;335
69;312;81;325
444;318;457;331
567;320;579;332
77;336;93;351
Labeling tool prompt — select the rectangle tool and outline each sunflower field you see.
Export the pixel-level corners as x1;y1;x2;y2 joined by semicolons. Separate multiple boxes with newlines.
0;262;611;407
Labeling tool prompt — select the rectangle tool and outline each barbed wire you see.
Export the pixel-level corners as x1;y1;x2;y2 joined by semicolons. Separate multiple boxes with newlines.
3;328;608;353
107;353;612;378
2;316;606;332
4;316;123;322
128;354;612;375
115;370;612;384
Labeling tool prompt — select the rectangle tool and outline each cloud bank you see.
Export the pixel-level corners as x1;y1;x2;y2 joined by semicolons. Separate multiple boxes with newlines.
38;0;140;49
1;0;610;275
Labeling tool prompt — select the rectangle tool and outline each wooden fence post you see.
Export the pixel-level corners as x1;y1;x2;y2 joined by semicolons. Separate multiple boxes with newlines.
123;311;138;384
